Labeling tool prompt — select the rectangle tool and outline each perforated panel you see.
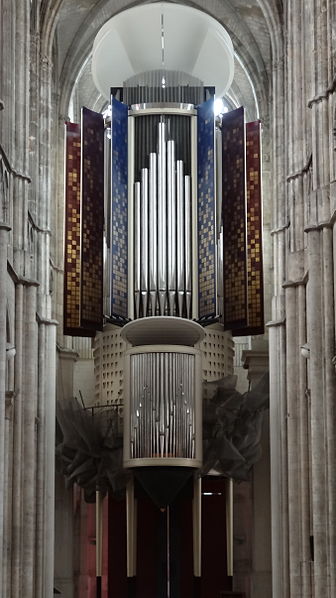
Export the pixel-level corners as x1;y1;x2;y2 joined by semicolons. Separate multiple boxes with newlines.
196;325;234;382
93;326;129;407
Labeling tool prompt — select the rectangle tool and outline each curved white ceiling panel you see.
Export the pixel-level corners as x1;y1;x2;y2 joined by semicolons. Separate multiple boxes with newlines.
92;2;234;99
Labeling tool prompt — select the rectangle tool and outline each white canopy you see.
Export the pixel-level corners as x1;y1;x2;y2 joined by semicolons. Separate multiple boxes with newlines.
92;2;234;99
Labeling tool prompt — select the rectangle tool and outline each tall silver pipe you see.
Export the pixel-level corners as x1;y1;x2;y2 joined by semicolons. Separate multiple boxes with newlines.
134;182;141;318
158;122;167;314
164;352;170;455
130;356;136;458
191;115;198;319
167;140;176;315
183;355;188;456
155;353;160;455
168;353;174;456
190;355;195;458
149;153;157;316
177;354;182;456
159;352;165;457
172;353;176;456
184;175;192;318
177;160;185;317
217;228;224;323
145;354;149;457
140;168;149;317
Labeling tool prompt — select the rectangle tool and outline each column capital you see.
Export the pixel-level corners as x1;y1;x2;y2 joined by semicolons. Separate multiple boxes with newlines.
242;349;269;385
56;344;79;362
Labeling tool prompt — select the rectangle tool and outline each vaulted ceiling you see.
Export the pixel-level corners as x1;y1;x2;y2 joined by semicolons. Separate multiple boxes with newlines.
47;0;283;123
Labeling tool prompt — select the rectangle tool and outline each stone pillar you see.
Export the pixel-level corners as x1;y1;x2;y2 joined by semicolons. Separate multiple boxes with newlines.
267;318;288;598
3;388;14;598
0;223;11;594
242;350;271;598
35;317;58;598
297;283;312;596
284;285;301;597
22;281;39;598
322;226;336;595
54;347;78;597
306;228;328;596
11;281;24;595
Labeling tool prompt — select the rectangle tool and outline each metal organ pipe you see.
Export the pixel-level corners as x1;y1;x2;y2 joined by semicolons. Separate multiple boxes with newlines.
167;139;176;315
158;122;167;315
126;349;199;461
140;168;149;317
133;113;194;318
149;153;157;315
184;175;192;318
176;160;185;316
134;182;141;318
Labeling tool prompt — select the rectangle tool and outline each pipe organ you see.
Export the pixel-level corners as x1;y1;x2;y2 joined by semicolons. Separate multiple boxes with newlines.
131;108;194;319
63;1;264;592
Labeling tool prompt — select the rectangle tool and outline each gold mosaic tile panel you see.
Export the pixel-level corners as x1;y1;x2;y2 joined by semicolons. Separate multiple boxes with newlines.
64;123;93;336
222;107;248;331
235;120;264;336
80;108;104;331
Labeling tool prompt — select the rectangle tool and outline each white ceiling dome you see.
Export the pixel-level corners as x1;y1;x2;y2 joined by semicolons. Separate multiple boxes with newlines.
92;2;234;99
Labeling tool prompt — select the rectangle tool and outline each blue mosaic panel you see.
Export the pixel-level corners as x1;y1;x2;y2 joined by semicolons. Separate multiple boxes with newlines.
81;108;104;331
110;96;128;318
197;98;216;318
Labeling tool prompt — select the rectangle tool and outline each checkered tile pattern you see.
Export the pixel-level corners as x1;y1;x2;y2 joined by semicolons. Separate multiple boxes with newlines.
111;97;128;318
239;120;264;335
197;99;216;318
222;107;248;331
81;108;104;330
64;123;90;336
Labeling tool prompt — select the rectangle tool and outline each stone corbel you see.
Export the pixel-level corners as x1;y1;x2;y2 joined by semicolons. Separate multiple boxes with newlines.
242;349;269;388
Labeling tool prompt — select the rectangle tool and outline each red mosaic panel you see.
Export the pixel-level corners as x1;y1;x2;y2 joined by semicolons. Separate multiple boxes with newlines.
235;121;264;336
222;107;248;331
64;123;95;337
80;107;104;331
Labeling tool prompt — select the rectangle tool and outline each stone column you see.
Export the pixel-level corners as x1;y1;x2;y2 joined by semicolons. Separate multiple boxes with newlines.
22;281;39;598
306;228;328;596
43;319;58;597
283;284;301;597
297;282;312;596
322;226;336;595
3;388;14;598
11;281;24;595
268;318;288;598
54;347;78;597
0;223;11;594
35;317;58;598
242;350;271;598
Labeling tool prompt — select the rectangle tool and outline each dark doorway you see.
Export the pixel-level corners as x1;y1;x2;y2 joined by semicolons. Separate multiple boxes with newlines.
108;477;232;598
